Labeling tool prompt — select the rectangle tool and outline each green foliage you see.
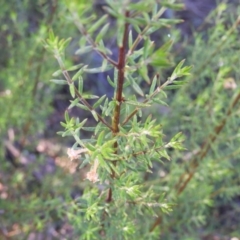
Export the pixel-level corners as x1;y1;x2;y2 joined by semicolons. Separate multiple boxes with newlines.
43;0;190;238
2;0;240;239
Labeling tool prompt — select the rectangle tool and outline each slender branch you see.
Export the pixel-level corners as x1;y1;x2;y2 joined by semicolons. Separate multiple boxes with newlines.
73;85;113;130
149;91;240;233
70;11;118;67
149;217;162;232
55;56;113;131
103;141;170;162
178;16;240;93
20;1;58;146
169;16;240;196
194;16;240;78
122;75;169;126
176;91;240;195
127;7;166;56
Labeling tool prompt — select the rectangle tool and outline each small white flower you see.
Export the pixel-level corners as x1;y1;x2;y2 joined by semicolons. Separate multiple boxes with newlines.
67;148;88;161
86;170;99;183
85;158;99;183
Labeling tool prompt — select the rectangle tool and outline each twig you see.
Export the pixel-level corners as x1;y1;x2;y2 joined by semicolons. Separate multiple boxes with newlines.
176;91;240;195
70;11;118;68
20;1;58;146
55;56;113;131
150;91;240;233
122;75;170;126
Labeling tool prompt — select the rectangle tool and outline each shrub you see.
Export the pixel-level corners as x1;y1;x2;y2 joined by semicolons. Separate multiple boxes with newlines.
2;1;240;239
44;0;191;239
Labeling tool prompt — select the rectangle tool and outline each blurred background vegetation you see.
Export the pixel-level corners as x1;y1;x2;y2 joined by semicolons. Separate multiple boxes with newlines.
0;0;240;239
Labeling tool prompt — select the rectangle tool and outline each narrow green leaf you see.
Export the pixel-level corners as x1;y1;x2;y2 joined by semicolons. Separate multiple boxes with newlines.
170;59;185;80
144;115;152;127
159;150;170;160
117;22;124;47
82;126;107;132
97;131;105;145
149;75;157;95
123;80;131;88
93;95;106;109
159;89;167;98
67;63;84;71
98;155;112;174
79;159;90;169
96;23;110;43
151;58;171;67
84;65;112;73
132;22;141;33
101;59;108;72
102;98;109;111
56;131;64;136
75;46;93;55
48;29;55;42
60;121;67;127
76;118;88;129
164;85;182;90
132;80;144;96
76;103;89;111
108;161;120;175
72;68;84;81
105;101;115;116
52;69;62;77
173;80;187;85
138;108;142;117
126;100;150;108
143;38;151;59
78;76;83;94
59;37;72;51
128;76;144;96
129;48;143;61
64;111;70;122
107;76;115;87
97;40;112;55
146;26;161;35
86;143;96;152
94;122;104;135
91;110;99;121
62;130;72;137
152;98;168;106
171;132;184;142
68;98;79;109
50;79;67;85
118;125;128;134
127;17;146;27
154;18;183;27
88;14;108;33
161;3;184;10
103;6;119;18
69;84;75;98
128;30;133;49
138;65;150;83
158;40;173;53
82;94;99;99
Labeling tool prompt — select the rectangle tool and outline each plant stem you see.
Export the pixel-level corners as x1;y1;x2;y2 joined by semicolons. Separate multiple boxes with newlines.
122;75;169;126
71;11;118;67
176;91;240;195
106;11;130;203
20;1;58;146
150;91;240;233
55;56;113;131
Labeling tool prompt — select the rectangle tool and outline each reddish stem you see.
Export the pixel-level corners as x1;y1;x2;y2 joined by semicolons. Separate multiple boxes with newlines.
106;11;130;203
